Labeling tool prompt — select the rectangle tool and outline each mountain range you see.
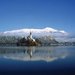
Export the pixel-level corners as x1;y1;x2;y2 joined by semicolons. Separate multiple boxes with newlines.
0;27;74;42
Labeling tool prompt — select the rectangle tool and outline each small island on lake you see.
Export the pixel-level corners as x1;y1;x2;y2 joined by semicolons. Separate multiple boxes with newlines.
17;32;39;46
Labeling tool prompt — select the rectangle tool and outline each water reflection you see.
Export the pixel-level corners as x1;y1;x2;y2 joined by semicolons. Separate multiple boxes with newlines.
0;46;69;62
27;47;35;58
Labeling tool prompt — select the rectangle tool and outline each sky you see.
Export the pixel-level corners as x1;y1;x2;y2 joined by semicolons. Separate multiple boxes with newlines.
0;0;75;35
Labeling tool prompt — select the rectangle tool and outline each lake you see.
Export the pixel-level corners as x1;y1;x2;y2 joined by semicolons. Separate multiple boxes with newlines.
0;46;75;75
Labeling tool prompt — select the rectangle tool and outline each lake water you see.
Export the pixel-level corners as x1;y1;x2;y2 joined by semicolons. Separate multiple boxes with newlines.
0;46;75;75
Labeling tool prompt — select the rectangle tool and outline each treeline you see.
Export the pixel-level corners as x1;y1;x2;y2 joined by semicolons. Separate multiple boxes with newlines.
0;36;75;46
58;42;75;46
0;36;20;44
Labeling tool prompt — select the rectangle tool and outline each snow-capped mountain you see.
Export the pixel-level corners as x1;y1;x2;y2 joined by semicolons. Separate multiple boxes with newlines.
0;27;75;42
2;27;68;37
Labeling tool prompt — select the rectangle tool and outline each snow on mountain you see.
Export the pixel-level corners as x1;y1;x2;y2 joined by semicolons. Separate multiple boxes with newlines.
4;27;58;34
3;27;68;37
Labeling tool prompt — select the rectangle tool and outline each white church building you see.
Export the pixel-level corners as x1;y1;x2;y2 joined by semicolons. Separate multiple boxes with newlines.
27;32;35;42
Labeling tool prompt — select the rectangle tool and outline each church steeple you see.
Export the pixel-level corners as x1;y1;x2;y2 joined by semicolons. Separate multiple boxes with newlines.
27;32;32;40
29;32;32;39
30;32;32;35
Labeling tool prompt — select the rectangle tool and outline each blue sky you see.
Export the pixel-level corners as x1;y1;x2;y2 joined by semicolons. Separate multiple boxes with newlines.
0;0;75;34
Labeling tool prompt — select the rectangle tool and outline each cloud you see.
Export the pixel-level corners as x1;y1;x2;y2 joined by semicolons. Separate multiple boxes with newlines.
3;27;68;36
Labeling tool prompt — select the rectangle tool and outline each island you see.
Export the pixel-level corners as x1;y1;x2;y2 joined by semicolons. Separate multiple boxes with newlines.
17;32;40;46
